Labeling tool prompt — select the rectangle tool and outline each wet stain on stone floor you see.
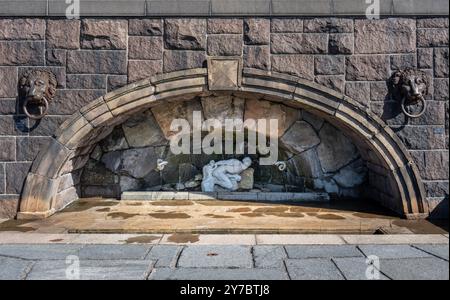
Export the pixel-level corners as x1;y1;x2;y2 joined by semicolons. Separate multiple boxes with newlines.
96;208;111;212
124;235;161;244
107;212;140;219
167;233;200;243
0;220;36;232
315;213;346;220
204;214;234;219
63;199;119;212
148;212;191;219
227;207;252;213
1;198;447;235
150;200;193;206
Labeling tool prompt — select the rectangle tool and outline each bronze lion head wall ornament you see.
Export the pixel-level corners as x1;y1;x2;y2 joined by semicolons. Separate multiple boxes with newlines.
390;68;430;118
19;69;57;120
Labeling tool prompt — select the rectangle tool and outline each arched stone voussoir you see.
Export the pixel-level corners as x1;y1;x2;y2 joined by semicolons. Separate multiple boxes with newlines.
104;78;155;117
18;67;428;219
55;111;94;150
336;97;386;139
152;69;208;102
30;137;74;179
241;68;299;99
18;173;60;219
294;79;344;116
79;96;114;128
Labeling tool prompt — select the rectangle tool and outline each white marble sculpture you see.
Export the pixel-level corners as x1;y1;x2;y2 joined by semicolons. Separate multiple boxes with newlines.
201;157;252;192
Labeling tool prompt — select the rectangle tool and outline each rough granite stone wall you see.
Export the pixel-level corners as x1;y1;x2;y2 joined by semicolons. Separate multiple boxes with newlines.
0;17;448;218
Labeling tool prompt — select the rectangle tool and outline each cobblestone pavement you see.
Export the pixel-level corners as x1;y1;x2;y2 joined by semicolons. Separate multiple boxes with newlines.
0;235;448;280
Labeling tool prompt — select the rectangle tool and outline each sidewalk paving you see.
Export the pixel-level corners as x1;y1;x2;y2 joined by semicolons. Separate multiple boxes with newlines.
0;234;448;280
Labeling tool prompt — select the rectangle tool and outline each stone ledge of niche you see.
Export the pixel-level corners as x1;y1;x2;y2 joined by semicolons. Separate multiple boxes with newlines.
188;192;219;200
121;191;330;202
121;192;190;200
257;192;330;202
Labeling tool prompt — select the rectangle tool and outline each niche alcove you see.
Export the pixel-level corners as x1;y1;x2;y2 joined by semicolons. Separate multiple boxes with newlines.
17;60;428;220
80;94;367;200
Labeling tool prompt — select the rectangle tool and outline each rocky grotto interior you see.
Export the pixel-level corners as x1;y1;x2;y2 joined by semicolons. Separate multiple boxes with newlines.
80;94;367;199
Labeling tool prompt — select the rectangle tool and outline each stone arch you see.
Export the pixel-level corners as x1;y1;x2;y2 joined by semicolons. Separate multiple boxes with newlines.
17;67;428;220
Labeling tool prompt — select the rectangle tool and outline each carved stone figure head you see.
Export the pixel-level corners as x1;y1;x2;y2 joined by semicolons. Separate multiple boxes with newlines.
19;69;57;119
390;68;429;105
242;157;252;168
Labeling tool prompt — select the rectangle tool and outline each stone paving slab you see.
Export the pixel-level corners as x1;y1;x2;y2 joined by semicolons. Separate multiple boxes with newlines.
256;234;346;245
0;243;448;280
177;245;253;268
146;245;182;267
149;268;289;280
0;257;33;280
358;245;433;259
378;258;449;280
71;234;163;244
26;259;154;280
77;244;151;260
332;257;390;280
412;244;449;260
285;245;363;259
0;233;80;244
0;244;83;260
1;233;449;245
341;234;449;245
253;246;287;269
285;258;345;280
160;234;256;245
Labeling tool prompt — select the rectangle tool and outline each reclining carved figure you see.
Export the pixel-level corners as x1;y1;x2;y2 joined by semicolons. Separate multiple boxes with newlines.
202;157;252;192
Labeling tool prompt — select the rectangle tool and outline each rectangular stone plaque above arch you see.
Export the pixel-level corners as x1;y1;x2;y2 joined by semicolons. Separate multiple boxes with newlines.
207;57;242;91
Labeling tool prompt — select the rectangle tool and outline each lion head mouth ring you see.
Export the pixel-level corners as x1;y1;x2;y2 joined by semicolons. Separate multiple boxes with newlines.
390;68;429;119
19;70;57;120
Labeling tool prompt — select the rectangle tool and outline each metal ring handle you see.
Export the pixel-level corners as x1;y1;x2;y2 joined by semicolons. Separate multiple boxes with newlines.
401;96;427;119
23;97;49;120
